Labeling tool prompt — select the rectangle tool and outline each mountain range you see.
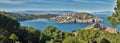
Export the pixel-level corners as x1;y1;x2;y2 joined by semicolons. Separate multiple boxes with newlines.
92;11;113;14
12;10;77;15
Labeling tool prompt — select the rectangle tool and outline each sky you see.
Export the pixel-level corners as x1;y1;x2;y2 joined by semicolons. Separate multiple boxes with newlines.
0;0;116;12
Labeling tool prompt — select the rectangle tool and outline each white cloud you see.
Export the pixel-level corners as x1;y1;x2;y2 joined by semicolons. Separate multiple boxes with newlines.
72;0;109;5
0;0;25;4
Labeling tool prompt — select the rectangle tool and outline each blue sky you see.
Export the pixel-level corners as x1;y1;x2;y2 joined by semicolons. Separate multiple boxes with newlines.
0;0;116;12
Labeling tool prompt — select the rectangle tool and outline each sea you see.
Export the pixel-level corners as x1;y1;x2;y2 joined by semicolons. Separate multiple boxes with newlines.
20;13;120;32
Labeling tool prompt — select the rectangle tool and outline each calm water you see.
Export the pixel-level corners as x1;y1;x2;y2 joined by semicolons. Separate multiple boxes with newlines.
20;13;120;32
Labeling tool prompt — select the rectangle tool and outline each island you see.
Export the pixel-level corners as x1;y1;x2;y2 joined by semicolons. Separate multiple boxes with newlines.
50;13;103;23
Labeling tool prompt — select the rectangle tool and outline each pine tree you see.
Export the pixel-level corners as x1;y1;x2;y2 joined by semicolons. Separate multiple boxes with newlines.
107;0;120;28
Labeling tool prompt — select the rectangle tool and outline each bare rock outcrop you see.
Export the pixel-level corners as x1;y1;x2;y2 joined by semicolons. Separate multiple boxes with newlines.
84;23;118;34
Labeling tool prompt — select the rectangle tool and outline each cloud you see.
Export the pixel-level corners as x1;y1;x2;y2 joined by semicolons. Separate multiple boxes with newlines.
72;0;110;5
0;0;25;4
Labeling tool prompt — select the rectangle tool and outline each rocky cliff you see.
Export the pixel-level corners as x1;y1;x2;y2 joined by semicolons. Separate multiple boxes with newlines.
84;23;118;34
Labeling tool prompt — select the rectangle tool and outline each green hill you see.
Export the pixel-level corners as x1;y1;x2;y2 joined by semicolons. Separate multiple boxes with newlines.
0;11;57;21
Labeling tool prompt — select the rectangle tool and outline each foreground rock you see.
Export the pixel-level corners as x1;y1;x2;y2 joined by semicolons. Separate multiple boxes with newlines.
84;23;118;34
50;13;103;23
72;23;118;37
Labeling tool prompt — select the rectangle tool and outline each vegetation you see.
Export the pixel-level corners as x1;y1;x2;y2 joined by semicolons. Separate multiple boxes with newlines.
107;0;120;28
0;0;120;43
0;11;120;43
9;34;19;43
0;11;57;21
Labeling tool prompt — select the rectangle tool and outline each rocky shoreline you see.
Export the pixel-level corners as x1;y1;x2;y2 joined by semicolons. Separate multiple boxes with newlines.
50;13;103;23
84;23;118;34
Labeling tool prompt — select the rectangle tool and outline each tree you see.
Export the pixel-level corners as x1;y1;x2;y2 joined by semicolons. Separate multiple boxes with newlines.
43;26;61;42
9;34;18;43
62;37;79;43
100;38;110;43
48;39;55;43
44;26;61;36
107;16;118;28
107;0;120;28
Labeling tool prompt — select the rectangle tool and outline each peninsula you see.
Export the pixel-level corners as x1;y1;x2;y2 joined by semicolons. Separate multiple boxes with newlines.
50;13;103;23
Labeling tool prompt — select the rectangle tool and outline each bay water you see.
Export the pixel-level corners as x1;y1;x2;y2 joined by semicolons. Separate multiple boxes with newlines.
20;13;120;32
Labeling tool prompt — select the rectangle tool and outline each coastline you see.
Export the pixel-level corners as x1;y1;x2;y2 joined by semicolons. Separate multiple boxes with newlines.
19;19;49;22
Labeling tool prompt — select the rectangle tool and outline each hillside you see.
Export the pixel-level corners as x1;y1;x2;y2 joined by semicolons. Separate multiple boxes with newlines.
0;11;57;21
9;14;57;21
0;11;44;43
50;13;103;23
